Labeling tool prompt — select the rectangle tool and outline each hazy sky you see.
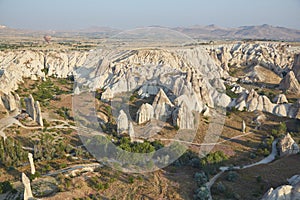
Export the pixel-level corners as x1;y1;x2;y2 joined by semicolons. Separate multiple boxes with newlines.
0;0;299;30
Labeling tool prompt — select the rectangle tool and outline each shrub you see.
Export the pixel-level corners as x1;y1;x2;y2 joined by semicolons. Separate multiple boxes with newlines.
226;171;239;182
194;172;209;186
216;182;226;193
256;176;262;183
193;186;210;200
0;181;14;194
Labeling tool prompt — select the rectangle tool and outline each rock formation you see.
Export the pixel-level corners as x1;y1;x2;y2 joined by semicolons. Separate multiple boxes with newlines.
152;88;174;121
173;101;195;130
138;84;160;98
117;110;128;134
278;133;300;156
25;95;36;121
279;71;300;95
136;103;154;124
22;173;34;200
28;153;36;175
34;101;43;127
101;87;113;102
242;120;246;133
25;95;43;126
292;54;300;82
273;94;288;104
261;174;300;200
208;43;293;78
1;92;20;112
128;122;135;142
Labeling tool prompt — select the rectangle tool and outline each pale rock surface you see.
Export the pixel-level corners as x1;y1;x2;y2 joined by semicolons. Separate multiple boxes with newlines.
242;120;246;133
128;122;135;142
25;95;43;126
232;89;300;118
22;173;34;200
25;95;36;121
209;43;293;77
292;54;300;82
279;71;300;95
273;94;288;104
1;92;18;112
138;84;160;98
35;101;43;127
261;174;300;200
101;87;113;102
28;153;36;175
136;103;154;124
152;88;174;121
278;133;300;156
288;100;300;119
173;101;195;130
117;110;128;134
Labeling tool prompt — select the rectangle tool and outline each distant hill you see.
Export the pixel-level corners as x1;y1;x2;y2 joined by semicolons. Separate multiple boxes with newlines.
173;24;300;41
1;24;300;41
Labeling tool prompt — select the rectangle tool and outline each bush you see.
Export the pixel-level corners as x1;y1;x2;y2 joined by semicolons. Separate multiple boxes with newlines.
216;182;226;193
194;172;209;186
128;176;134;184
226;171;239;182
201;151;228;165
0;181;14;194
193;186;210;200
256;176;262;183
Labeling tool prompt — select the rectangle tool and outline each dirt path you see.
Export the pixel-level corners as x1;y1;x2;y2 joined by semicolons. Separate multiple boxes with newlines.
205;139;278;200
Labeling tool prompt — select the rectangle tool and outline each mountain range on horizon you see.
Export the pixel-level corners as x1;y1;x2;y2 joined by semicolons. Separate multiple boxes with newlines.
1;24;300;41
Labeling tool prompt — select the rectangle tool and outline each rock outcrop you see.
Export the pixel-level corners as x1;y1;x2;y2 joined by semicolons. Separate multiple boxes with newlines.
34;101;43;127
292;54;300;82
101;87;113;102
273;94;288;104
28;153;36;175
22;173;34;200
232;89;300;119
242;120;246;133
128;122;135;141
278;133;300;156
136;103;154;124
25;95;36;120
117;110;128;134
208;43;293;78
279;71;300;95
25;95;43;126
1;92;20;112
261;174;300;200
152;88;174;121
173;101;195;130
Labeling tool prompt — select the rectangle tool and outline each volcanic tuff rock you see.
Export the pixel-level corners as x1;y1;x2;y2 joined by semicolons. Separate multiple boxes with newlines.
261;174;300;200
173;101;195;130
136;103;154;124
292;54;300;82
25;95;43;126
209;43;293;77
22;173;34;200
232;89;300;119
152;88;174;121
279;71;300;95
0;43;299;121
0;92;20;112
117;110;129;134
278;133;300;156
28;153;36;175
25;95;36;120
273;94;288;104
